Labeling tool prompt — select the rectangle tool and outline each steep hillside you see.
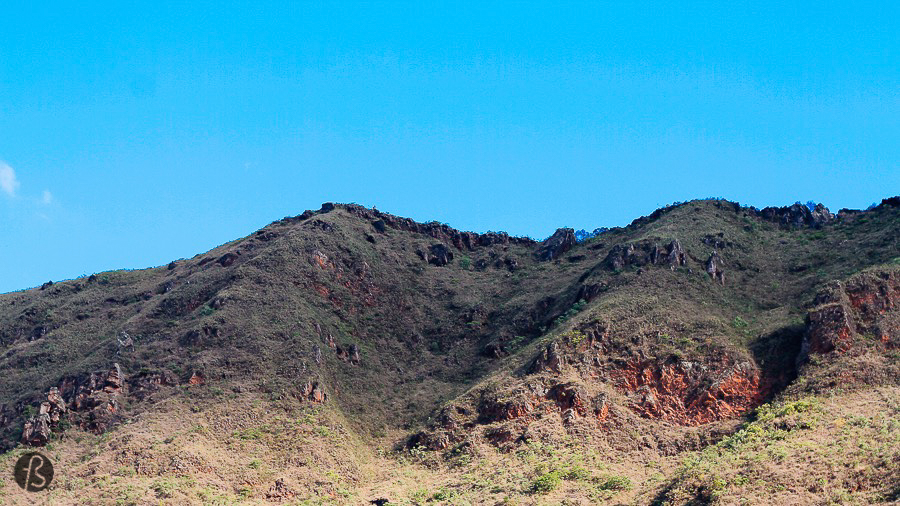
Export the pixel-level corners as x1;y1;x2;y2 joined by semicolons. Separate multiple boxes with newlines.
0;198;898;505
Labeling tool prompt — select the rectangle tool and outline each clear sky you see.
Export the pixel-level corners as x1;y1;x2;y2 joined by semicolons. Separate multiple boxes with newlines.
1;1;898;293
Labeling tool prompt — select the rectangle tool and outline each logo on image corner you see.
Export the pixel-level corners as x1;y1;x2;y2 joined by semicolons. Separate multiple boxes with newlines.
13;452;54;492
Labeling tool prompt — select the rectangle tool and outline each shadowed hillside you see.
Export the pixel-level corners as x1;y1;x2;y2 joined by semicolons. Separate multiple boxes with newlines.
1;198;898;505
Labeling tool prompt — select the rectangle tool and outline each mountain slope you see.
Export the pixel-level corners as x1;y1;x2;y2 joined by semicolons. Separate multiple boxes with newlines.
0;198;898;505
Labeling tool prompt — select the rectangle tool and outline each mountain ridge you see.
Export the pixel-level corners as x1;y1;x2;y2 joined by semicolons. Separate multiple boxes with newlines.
1;196;898;504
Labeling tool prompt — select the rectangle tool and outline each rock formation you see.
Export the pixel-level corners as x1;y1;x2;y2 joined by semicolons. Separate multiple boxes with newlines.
535;228;576;261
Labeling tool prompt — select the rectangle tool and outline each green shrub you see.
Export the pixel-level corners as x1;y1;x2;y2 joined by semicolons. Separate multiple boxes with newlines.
458;256;471;269
563;330;587;347
532;471;562;493
732;316;749;328
152;479;177;499
553;299;588;327
597;475;632;491
563;465;590;481
432;487;455;500
232;427;265;440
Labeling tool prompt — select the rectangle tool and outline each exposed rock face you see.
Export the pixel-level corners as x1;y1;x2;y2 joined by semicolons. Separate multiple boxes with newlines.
410;429;454;450
336;343;361;365
535;228;576;261
22;364;130;446
663;239;687;267
615;359;765;426
531;342;565;374
21;413;51;446
605;244;635;271
803;270;900;360
547;382;588;418
426;244;454;266
806;303;855;354
188;371;205;385
417;243;455;266
605;239;687;271
412;375;615;449
758;203;835;228
479;391;537;423
706;252;725;285
300;381;327;403
217;252;239;267
592;393;610;421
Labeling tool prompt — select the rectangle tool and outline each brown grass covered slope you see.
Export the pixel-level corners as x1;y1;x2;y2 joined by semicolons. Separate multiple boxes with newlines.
0;198;898;505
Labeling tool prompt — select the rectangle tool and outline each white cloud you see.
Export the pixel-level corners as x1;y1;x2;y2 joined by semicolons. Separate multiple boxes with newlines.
41;190;53;204
0;162;20;197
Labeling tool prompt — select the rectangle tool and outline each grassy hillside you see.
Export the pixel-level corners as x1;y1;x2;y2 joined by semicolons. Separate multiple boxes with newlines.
0;198;898;505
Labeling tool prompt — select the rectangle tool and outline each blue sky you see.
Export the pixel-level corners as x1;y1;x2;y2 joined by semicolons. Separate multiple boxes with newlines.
1;1;898;292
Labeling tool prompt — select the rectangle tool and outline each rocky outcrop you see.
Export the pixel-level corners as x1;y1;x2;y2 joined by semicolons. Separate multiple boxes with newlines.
337;203;536;250
531;342;565;374
806;303;855;354
300;381;327;403
706;252;725;285
802;269;900;359
758;203;834;228
412;376;613;449
22;364;130;446
336;343;361;365
614;359;765;426
605;239;687;271
546;382;589;418
657;239;687;267
478;391;537;423
473;251;519;272
534;228;576;261
420;243;454;266
218;252;239;267
21;412;51;446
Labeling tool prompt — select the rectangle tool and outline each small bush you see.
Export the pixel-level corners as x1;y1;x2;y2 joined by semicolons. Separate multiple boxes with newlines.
432;487;455;500
532;471;562;493
232;427;265;440
152;479;177;499
563;330;587;347
458;256;471;269
563;465;591;481
732;316;749;329
596;475;632;491
553;299;588;327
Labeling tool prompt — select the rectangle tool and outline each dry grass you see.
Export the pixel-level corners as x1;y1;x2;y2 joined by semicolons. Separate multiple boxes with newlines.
0;199;898;504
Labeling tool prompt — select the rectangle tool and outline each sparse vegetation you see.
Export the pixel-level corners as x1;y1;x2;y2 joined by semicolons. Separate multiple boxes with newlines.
0;199;898;504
